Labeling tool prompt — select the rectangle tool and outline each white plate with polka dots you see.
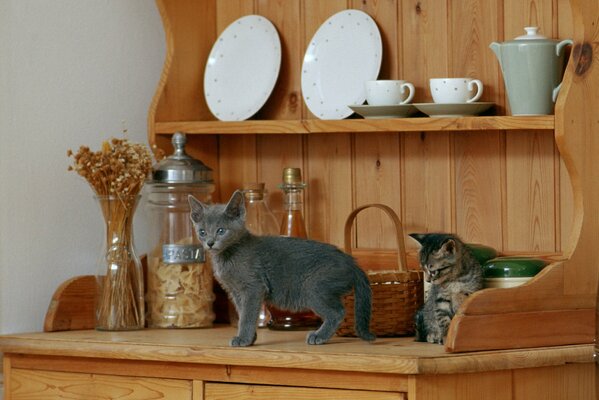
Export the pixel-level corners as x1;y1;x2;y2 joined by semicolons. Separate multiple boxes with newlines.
301;10;382;120
204;15;281;121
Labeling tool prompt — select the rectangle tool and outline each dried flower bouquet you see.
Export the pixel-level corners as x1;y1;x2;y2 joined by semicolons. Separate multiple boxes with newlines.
68;138;152;330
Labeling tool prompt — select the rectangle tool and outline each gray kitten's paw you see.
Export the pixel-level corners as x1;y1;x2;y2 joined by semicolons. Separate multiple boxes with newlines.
306;331;329;345
230;336;254;347
426;333;444;345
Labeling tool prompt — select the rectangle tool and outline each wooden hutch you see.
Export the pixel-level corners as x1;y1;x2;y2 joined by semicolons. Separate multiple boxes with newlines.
1;0;597;398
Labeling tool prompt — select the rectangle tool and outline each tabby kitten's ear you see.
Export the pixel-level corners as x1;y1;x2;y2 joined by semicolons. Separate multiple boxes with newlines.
225;190;246;220
440;239;456;255
409;233;426;245
188;195;205;223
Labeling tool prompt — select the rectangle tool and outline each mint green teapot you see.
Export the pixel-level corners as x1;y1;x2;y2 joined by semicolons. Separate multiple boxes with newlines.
490;27;572;115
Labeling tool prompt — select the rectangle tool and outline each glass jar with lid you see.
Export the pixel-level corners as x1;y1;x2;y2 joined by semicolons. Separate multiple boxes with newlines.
145;132;216;328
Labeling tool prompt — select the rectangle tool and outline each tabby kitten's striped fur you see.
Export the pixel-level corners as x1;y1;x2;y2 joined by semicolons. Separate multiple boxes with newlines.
409;233;483;344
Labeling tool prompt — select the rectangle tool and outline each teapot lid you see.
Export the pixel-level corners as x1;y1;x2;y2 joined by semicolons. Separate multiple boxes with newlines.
515;27;547;40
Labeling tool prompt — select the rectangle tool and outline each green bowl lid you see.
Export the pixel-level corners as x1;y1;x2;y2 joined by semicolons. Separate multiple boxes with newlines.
483;256;548;278
466;243;498;265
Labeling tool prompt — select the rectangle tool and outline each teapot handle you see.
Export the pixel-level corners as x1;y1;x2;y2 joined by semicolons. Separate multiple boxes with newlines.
552;83;563;103
556;39;573;56
552;39;574;102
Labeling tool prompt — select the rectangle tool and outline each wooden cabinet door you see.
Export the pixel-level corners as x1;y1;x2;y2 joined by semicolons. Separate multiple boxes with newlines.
205;382;405;400
9;369;191;400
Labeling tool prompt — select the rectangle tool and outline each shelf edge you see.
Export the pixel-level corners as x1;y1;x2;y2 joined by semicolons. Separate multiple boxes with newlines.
154;116;555;135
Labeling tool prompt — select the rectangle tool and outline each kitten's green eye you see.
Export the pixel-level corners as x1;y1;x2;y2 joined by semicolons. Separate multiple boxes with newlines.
216;228;225;235
198;229;206;236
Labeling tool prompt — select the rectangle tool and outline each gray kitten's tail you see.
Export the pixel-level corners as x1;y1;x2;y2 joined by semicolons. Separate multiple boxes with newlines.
353;268;376;342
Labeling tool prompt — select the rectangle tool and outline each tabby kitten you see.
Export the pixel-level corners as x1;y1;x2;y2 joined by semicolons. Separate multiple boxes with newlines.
409;233;483;344
188;190;376;347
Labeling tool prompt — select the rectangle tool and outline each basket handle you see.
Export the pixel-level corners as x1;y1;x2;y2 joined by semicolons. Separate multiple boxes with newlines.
344;204;408;273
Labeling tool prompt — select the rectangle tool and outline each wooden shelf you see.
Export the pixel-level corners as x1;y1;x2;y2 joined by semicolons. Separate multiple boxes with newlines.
154;115;555;135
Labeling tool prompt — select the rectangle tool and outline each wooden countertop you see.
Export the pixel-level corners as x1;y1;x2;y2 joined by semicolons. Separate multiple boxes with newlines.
0;327;592;375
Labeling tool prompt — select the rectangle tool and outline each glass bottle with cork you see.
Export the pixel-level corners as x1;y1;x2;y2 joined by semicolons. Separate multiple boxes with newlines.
267;167;322;330
242;182;279;328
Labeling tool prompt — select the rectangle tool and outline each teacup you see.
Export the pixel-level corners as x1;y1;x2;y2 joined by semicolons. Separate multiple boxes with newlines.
365;80;415;106
430;78;483;103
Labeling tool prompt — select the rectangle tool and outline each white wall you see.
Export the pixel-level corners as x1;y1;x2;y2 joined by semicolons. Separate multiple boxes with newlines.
0;1;165;334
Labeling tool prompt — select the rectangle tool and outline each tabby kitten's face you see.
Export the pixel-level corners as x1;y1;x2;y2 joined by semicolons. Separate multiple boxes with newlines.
189;191;247;253
409;233;459;284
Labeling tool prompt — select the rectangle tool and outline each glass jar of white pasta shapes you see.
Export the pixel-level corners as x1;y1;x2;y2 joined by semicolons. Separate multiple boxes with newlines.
145;132;216;328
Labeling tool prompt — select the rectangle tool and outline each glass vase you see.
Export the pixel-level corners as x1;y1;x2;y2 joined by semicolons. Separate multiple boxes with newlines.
95;195;144;331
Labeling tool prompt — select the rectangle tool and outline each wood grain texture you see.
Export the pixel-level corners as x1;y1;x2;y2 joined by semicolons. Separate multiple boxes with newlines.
409;370;512;400
450;0;501;105
353;133;402;248
301;0;351;245
193;380;204;400
450;0;504;248
451;263;592;315
306;134;352;245
256;135;304;223
505;131;556;252
0;328;593;376
43;276;95;332
218;135;258;200
555;0;599;296
557;0;575;254
9;369;191;400
503;0;557;254
205;382;406;400
454;131;503;248
352;0;399;80
512;364;595;400
8;354;410;393
400;0;448;103
154;116;555;134
446;308;594;353
153;0;215;123
399;0;452;248
401;131;452;250
255;0;302;121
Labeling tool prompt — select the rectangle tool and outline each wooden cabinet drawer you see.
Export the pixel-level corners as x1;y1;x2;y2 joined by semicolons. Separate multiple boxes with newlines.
205;382;405;400
9;368;191;399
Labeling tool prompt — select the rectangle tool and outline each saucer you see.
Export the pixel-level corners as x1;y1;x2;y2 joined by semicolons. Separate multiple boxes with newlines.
414;102;494;117
349;104;418;119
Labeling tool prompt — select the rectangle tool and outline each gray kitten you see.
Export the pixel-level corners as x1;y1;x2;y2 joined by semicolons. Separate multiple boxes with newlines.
188;190;375;347
409;233;483;344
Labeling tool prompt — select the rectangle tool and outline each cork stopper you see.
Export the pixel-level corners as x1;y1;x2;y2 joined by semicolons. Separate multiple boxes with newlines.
242;182;266;200
242;182;265;191
282;167;303;185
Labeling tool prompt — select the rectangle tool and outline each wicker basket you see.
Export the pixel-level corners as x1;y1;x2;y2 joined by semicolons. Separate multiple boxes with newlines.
337;204;424;337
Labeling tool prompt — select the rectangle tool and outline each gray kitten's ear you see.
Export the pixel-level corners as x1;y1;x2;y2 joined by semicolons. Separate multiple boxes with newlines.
188;195;204;223
224;190;246;219
409;233;426;244
441;239;456;255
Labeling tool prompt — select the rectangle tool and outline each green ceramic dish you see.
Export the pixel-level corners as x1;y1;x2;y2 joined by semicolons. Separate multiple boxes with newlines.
465;243;498;265
483;256;548;278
